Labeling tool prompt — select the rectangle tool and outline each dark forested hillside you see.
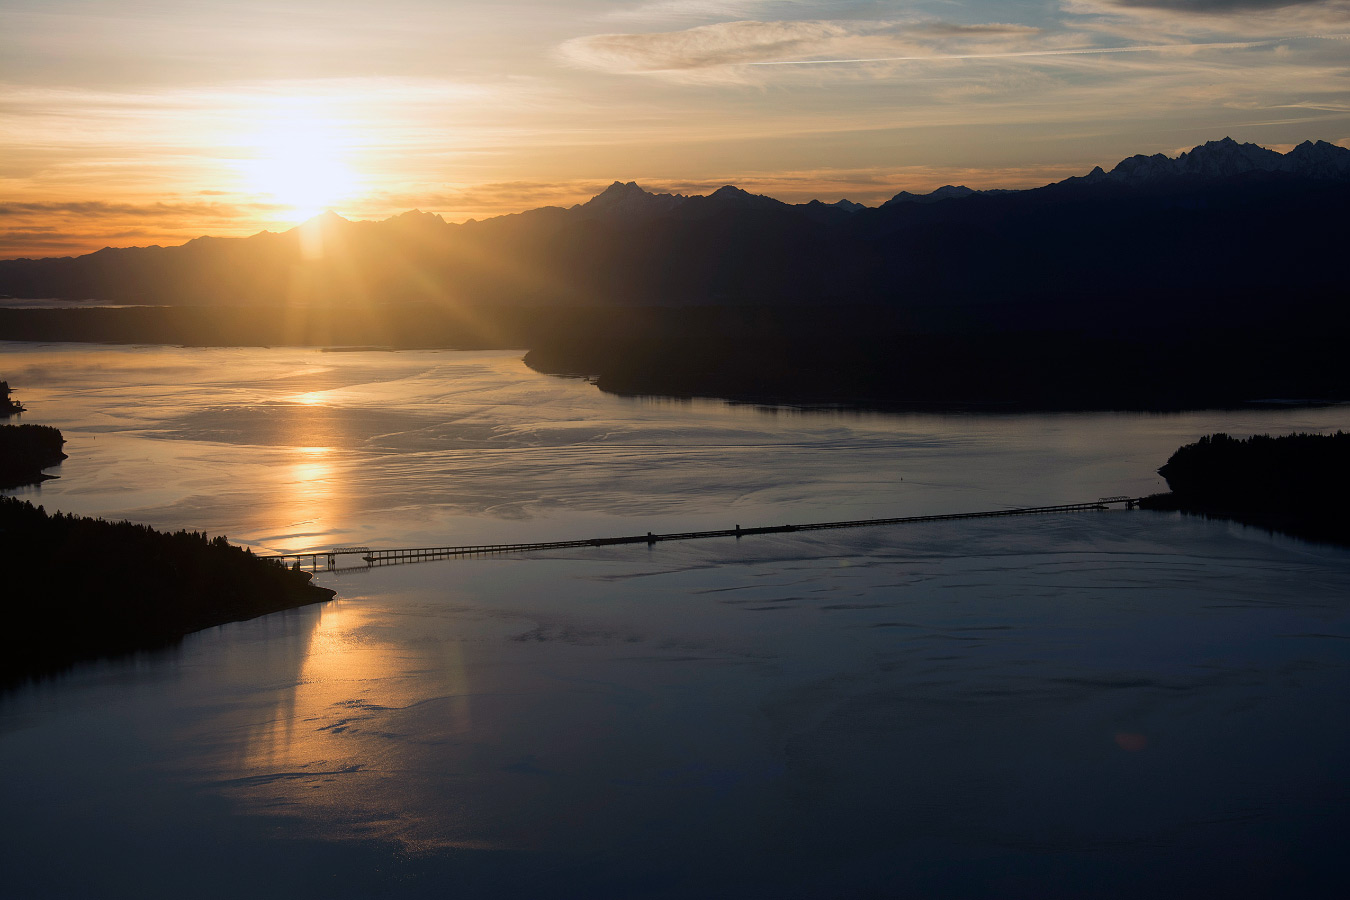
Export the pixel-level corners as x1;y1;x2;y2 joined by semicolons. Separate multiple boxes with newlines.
0;496;334;683
1141;432;1350;544
0;423;66;487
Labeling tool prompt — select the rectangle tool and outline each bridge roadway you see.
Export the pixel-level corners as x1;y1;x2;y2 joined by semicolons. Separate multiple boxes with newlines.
269;497;1145;572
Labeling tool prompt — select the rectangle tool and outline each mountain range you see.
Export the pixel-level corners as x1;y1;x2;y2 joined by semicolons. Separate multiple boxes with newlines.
2;136;1347;316
570;137;1350;218
2;137;1348;408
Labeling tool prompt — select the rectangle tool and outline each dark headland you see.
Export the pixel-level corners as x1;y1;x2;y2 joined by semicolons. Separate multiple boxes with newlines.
0;423;66;488
3;137;1349;411
0;384;333;685
0;496;334;685
0;381;68;488
1140;432;1350;546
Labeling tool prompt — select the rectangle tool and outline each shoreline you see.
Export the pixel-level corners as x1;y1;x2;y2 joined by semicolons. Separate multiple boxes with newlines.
1138;431;1350;548
0;496;335;687
1138;493;1350;548
5;304;1349;413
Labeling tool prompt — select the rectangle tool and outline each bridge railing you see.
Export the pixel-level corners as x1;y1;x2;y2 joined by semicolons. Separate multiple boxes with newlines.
266;498;1143;572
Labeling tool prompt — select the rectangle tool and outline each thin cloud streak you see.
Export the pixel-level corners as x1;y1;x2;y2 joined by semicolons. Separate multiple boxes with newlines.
745;34;1346;65
1111;0;1331;11
557;18;1077;82
0;200;248;219
558;20;862;72
606;1;808;21
558;12;1350;85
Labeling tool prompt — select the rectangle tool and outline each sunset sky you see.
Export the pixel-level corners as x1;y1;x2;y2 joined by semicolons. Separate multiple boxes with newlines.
3;0;1347;257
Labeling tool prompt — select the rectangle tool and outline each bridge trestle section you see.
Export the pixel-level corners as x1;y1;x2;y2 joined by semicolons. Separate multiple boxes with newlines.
266;499;1140;573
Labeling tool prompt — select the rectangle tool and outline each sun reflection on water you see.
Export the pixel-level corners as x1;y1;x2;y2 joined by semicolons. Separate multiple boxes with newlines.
270;445;346;551
225;598;478;847
236;602;410;772
266;389;358;551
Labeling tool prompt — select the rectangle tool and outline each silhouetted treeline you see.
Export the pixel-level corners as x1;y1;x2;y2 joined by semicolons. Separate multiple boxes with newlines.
0;423;66;487
1140;432;1350;544
0;497;333;685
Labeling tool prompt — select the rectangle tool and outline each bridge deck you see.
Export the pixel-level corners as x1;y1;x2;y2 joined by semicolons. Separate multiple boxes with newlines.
268;498;1144;572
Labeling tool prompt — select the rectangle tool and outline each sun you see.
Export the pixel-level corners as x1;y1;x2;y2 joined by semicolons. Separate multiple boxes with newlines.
239;117;360;219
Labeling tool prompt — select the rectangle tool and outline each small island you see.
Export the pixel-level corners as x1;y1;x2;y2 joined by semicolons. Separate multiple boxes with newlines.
1;496;335;684
1140;431;1350;546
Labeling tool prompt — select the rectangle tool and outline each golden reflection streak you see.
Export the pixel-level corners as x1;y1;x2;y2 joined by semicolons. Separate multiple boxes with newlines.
272;447;344;551
229;600;478;847
264;396;353;552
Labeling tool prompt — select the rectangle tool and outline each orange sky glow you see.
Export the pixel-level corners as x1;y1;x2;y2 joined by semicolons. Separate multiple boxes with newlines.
3;0;1348;258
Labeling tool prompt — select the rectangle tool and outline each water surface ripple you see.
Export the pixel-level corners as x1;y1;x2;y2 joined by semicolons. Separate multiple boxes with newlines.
2;344;1347;898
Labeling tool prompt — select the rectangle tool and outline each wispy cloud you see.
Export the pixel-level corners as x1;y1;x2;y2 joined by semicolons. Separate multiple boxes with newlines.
557;9;1350;88
606;0;809;22
746;35;1313;65
1109;0;1330;11
1062;0;1350;30
556;19;1068;81
558;19;862;74
0;200;250;220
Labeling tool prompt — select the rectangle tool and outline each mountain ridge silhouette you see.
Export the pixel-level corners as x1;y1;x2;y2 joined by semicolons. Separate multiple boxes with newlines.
1;136;1348;408
4;137;1344;313
5;136;1346;268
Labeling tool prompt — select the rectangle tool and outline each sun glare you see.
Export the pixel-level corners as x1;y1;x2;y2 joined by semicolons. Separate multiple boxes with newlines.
239;116;360;219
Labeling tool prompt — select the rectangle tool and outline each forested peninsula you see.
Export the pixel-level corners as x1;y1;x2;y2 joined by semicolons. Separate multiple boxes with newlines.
0;424;66;488
1140;432;1350;546
0;381;333;684
0;496;334;684
0;379;68;488
520;306;1349;411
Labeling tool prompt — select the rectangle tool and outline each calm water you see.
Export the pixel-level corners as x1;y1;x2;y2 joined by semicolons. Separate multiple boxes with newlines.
2;343;1348;898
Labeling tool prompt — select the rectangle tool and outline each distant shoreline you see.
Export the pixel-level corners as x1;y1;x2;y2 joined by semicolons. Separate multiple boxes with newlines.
521;308;1350;413
6;305;1347;413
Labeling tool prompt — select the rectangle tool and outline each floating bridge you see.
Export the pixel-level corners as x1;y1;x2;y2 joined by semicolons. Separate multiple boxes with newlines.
269;498;1145;572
